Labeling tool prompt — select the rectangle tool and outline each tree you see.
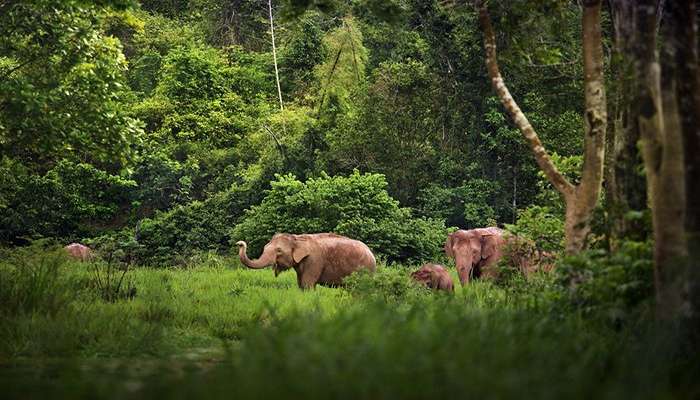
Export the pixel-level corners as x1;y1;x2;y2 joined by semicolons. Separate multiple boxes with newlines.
268;0;284;110
670;0;700;322
0;0;142;171
623;1;687;318
315;17;368;113
609;0;699;319
477;0;607;254
605;0;649;246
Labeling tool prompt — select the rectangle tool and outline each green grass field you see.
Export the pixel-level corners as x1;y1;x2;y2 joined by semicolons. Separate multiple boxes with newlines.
0;250;697;399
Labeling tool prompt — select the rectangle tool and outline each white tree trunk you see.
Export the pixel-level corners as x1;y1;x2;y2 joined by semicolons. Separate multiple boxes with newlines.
269;0;283;111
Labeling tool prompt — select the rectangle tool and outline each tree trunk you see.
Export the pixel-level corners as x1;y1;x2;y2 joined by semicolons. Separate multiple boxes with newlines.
574;0;608;253
634;0;688;318
477;1;606;254
669;0;700;318
606;0;648;247
268;0;284;111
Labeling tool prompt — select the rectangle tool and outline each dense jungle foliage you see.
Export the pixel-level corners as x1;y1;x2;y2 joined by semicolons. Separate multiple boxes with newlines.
1;0;583;261
1;0;699;398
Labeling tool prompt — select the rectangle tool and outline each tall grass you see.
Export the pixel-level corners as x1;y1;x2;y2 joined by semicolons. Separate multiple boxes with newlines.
0;249;697;399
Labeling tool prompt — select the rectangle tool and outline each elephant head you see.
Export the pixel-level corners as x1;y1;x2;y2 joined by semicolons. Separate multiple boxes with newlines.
445;228;503;285
236;234;313;276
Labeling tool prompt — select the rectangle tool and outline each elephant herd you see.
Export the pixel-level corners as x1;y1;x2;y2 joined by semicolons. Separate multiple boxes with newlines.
236;227;511;292
63;227;515;292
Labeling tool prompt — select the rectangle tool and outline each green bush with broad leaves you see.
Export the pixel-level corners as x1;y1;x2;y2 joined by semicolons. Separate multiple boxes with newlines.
418;179;500;229
0;158;136;244
0;2;143;169
555;240;654;322
344;267;430;303
117;183;259;266
505;205;565;252
233;171;447;263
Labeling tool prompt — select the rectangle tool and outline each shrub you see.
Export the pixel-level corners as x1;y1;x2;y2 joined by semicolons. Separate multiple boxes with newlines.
136;200;230;266
0;243;75;317
506;205;565;252
496;234;553;280
232;171;447;263
344;267;430;303
157;46;229;102
0;159;136;244
555;240;654;322
131;152;197;215
121;183;257;266
87;260;137;302
418;179;499;229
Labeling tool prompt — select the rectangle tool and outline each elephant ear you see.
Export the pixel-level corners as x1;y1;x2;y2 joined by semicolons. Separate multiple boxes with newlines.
444;234;455;258
292;238;312;264
480;234;497;259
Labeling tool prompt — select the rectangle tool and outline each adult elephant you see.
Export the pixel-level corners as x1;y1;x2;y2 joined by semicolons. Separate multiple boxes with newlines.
444;227;506;286
236;233;376;289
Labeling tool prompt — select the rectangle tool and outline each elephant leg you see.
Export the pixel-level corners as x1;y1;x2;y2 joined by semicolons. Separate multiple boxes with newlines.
297;261;322;289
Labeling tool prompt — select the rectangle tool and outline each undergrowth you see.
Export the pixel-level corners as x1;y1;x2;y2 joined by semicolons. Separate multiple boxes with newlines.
0;245;696;399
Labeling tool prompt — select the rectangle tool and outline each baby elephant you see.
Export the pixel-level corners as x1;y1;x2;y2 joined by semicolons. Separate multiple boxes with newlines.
64;243;93;261
411;263;454;292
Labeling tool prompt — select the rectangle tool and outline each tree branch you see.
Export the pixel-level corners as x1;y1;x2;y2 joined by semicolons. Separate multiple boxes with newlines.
477;1;574;197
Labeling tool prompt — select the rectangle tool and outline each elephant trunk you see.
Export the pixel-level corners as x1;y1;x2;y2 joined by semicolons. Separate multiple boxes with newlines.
455;253;474;286
236;241;274;269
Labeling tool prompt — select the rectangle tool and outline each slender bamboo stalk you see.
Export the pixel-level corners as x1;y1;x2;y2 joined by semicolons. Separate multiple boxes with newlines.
269;0;283;111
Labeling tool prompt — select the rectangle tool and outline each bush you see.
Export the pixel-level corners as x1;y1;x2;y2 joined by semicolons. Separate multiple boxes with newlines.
506;205;565;252
344;267;430;303
122;183;257;265
157;46;229;102
232;171;447;263
0;245;165;358
418;179;499;228
136;200;230;266
131;152;197;215
0;159;136;244
0;243;75;318
555;240;654;322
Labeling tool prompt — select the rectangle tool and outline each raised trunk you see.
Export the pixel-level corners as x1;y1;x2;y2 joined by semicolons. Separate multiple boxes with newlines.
237;241;274;269
477;1;606;254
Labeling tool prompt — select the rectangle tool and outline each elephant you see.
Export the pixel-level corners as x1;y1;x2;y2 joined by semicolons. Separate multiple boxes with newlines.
236;233;376;289
411;263;454;292
444;227;506;286
64;243;93;261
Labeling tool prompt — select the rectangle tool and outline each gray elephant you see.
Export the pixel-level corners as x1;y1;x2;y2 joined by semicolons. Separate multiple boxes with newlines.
444;227;506;285
236;233;376;289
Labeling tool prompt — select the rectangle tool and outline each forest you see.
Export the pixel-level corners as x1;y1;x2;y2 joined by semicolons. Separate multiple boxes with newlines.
0;0;699;398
